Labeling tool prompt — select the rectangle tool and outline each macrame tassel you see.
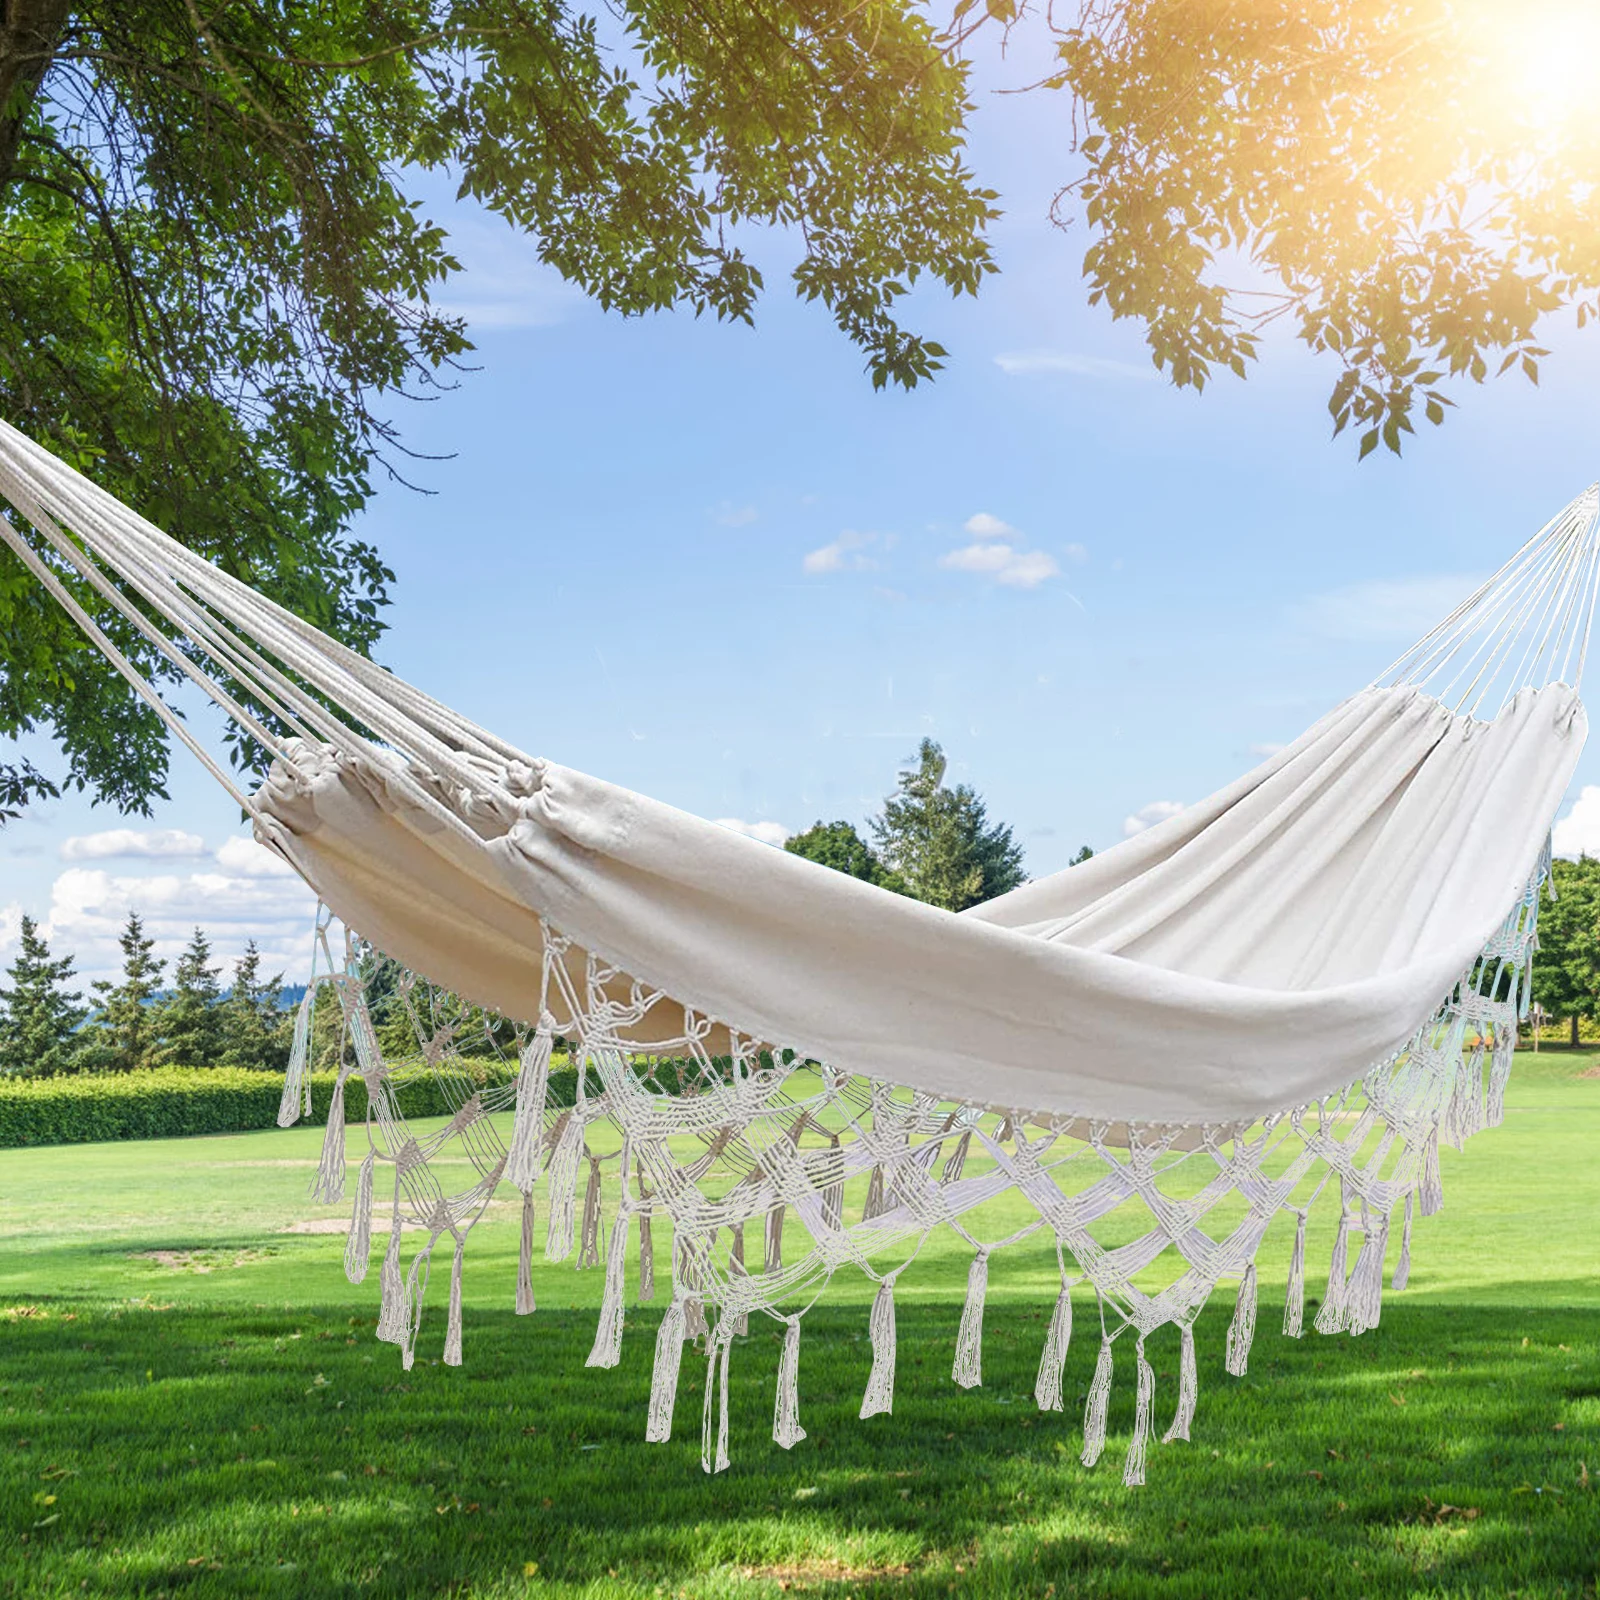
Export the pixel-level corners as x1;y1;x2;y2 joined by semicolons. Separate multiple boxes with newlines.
860;1276;898;1418
1392;1192;1414;1291
398;1247;431;1372
645;1297;687;1443
1346;1217;1387;1336
1419;1129;1444;1217
443;1238;465;1367
1487;1028;1514;1127
577;1156;604;1269
587;1209;629;1368
1163;1322;1197;1444
700;1328;732;1474
823;1135;844;1230
638;1211;656;1302
952;1252;989;1389
1225;1262;1257;1377
773;1315;806;1449
344;1151;375;1284
516;1190;536;1315
728;1223;749;1336
375;1201;406;1344
276;987;315;1127
1123;1338;1155;1488
311;1074;348;1204
1081;1337;1114;1468
505;1015;554;1192
544;1116;585;1263
1283;1210;1307;1337
941;1129;971;1185
684;1294;709;1345
863;1164;886;1222
764;1204;784;1274
1034;1286;1072;1412
1315;1215;1351;1335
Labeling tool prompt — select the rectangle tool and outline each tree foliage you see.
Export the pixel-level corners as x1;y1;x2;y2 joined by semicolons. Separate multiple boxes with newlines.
0;0;996;816
156;927;223;1069
784;819;906;893
218;940;289;1074
870;737;1025;911
1036;0;1597;458
0;913;83;1076
1530;856;1600;1046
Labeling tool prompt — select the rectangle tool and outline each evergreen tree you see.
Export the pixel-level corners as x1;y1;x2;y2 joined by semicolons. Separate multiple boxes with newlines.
157;928;223;1067
1070;845;1095;866
218;941;289;1073
82;913;165;1073
1530;857;1600;1047
870;740;1026;912
0;915;84;1076
784;821;907;893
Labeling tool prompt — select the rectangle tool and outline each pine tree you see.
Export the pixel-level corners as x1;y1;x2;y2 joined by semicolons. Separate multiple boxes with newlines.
0;915;85;1077
82;913;165;1073
1530;857;1600;1046
157;928;223;1067
218;941;289;1073
870;739;1026;912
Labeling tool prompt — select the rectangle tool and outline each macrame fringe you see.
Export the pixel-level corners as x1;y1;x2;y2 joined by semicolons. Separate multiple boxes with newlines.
504;1015;554;1193
276;987;315;1127
860;1276;897;1419
1123;1338;1155;1488
443;1238;465;1367
587;1208;629;1368
1419;1130;1444;1217
398;1247;431;1372
773;1315;806;1449
1282;1210;1307;1338
685;1295;710;1345
375;1190;406;1345
646;1297;687;1443
1034;1286;1073;1412
1163;1323;1196;1444
516;1190;537;1315
1392;1192;1414;1292
1346;1216;1387;1336
765;1204;784;1275
728;1223;749;1336
544;1116;585;1263
638;1211;656;1302
311;1074;348;1204
942;1130;971;1185
1315;1215;1351;1335
1224;1263;1257;1377
1081;1337;1114;1468
952;1252;989;1389
577;1156;604;1270
344;1150;375;1284
701;1328;732;1474
863;1164;886;1222
1487;1026;1514;1127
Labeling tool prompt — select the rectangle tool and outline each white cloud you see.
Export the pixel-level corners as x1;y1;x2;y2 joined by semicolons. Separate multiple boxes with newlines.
713;818;790;847
994;349;1153;381
1554;786;1600;860
430;220;583;330
0;902;20;960
939;542;1061;590
803;531;878;575
1123;800;1186;838
964;512;1014;539
60;827;206;862
715;502;758;528
1293;574;1486;644
1064;542;1089;565
214;835;297;878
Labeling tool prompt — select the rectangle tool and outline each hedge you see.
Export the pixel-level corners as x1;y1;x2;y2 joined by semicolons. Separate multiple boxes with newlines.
0;1062;522;1149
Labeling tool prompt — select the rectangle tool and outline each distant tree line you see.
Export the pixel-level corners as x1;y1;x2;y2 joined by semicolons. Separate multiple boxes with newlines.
0;913;291;1078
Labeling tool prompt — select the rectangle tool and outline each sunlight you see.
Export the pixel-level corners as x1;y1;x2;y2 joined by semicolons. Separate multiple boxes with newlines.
1493;3;1600;133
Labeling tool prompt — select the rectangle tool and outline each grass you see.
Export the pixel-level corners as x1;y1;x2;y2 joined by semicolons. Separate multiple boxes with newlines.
2;1050;1600;1598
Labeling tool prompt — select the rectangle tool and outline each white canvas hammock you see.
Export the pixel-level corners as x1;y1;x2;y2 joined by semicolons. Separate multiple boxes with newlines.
1;415;1595;1483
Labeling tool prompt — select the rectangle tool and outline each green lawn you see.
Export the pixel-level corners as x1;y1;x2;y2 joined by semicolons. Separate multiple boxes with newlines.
2;1050;1599;1598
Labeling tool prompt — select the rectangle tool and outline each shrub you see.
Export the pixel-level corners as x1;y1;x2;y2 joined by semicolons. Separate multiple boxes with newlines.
0;1062;520;1149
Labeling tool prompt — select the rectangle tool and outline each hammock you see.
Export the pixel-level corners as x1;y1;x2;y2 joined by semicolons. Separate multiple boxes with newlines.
1;416;1595;1483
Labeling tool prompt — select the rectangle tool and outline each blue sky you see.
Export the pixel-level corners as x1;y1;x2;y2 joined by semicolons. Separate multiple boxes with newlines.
7;54;1600;987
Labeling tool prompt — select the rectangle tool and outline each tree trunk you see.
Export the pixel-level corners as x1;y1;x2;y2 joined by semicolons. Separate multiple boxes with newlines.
0;0;72;189
1572;1014;1581;1049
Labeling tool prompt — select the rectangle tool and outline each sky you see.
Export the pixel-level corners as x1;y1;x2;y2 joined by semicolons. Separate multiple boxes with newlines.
8;42;1600;989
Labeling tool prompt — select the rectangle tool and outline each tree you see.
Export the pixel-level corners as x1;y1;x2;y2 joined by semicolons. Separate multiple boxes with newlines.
1070;845;1094;865
80;911;164;1072
0;913;83;1075
1530;857;1600;1047
156;927;223;1067
870;738;1026;911
0;2;995;819
1036;1;1600;458
218;940;289;1073
784;820;907;893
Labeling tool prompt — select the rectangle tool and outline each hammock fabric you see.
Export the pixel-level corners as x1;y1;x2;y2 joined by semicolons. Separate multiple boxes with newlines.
1;417;1595;1483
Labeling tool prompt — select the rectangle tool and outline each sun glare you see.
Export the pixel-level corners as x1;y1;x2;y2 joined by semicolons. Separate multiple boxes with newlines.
1496;3;1600;133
